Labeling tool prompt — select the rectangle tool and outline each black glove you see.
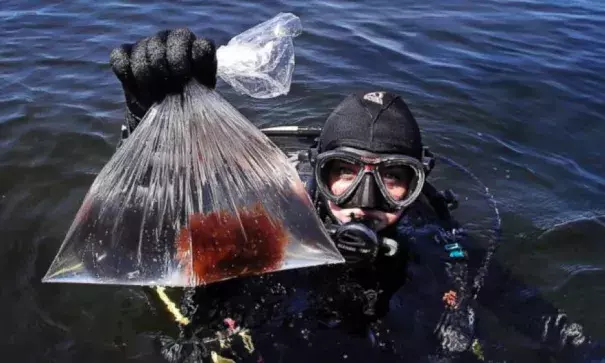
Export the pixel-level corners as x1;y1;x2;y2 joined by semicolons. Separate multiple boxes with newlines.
329;222;382;264
110;28;217;133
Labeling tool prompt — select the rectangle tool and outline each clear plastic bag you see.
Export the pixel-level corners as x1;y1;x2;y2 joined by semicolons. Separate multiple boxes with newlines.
216;12;302;98
43;14;343;287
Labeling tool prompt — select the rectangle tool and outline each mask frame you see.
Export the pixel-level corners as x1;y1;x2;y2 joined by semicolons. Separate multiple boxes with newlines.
313;147;427;212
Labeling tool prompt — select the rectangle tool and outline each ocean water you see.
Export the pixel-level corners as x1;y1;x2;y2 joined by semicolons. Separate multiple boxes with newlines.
1;0;604;362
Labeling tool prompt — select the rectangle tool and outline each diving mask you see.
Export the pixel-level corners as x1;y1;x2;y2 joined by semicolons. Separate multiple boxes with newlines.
315;147;426;212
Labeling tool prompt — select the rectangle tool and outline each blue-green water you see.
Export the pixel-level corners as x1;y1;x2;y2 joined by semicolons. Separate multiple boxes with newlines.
1;1;604;362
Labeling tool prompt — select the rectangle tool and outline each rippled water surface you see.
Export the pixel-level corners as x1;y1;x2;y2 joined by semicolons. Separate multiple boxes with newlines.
1;0;604;362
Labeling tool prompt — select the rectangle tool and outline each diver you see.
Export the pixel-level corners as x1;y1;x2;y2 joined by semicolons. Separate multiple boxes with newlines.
108;29;604;362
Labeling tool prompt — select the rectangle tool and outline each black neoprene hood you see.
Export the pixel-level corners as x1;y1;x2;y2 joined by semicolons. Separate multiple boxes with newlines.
318;91;423;159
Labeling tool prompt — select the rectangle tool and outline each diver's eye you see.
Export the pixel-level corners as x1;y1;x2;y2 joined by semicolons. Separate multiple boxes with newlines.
382;170;406;182
338;166;357;177
380;166;412;188
383;172;402;181
331;161;359;180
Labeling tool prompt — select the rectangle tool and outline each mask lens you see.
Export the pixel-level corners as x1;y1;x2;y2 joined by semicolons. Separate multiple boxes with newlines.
377;163;418;201
319;158;362;197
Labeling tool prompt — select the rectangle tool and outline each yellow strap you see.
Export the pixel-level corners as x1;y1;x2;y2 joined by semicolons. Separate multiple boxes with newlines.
239;329;255;353
471;339;485;361
154;286;190;325
211;351;236;363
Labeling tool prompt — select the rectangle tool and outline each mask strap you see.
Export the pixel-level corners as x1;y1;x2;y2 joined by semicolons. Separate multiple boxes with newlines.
422;146;436;176
307;146;319;167
307;134;321;164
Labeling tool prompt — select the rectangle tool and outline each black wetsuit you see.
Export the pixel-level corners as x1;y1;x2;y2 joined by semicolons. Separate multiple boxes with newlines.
113;132;603;363
180;156;604;363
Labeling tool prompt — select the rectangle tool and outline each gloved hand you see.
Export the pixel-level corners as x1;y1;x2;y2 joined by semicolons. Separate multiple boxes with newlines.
110;28;217;133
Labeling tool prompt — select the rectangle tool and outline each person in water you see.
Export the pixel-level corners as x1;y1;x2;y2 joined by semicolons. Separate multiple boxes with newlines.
109;29;603;362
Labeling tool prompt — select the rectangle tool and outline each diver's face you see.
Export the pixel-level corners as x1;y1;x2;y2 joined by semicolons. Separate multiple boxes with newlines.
326;160;408;231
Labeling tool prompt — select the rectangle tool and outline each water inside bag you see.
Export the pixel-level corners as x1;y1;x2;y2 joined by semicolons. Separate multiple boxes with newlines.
43;82;344;286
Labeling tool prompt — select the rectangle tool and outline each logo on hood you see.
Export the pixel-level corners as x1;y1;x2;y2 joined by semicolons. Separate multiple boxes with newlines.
362;91;385;105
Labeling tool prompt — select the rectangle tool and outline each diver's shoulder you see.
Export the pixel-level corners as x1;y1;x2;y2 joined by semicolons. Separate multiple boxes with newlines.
399;193;452;229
